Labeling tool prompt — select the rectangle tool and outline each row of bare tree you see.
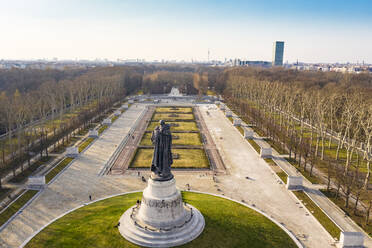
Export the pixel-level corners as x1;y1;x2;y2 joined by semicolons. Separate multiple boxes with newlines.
219;67;372;226
0;66;142;186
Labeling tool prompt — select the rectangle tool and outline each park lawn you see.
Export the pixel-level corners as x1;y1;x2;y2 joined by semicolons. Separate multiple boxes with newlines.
45;157;74;183
206;90;216;96
293;191;341;239
9;156;52;183
131;148;209;168
320;189;372;237
276;171;288;184
247;139;261;154
140;133;202;147
0;190;38;227
155;107;193;113
26;192;297;248
152;113;194;121
78;138;94;153
237;126;244;136
146;121;198;132
98;125;108;134
111;116;119;122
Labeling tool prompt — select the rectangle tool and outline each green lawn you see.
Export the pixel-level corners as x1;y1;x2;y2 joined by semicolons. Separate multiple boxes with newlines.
276;171;288;184
78;138;94;153
155;107;193;113
237;126;244;136
111;116;119;122
248;139;261;153
293;191;341;239
45;157;74;183
152;113;194;121
140;133;202;146
26;192;297;248
146;121;198;132
0;190;38;227
131;148;209;168
98;125;108;134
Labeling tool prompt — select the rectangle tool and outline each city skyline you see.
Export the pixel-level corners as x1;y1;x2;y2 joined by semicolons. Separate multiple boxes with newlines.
1;0;372;63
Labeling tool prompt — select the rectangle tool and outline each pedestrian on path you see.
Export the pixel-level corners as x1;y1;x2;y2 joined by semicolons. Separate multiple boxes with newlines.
89;195;92;201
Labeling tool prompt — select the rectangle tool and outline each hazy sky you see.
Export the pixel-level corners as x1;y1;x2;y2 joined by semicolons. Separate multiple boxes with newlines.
1;0;372;63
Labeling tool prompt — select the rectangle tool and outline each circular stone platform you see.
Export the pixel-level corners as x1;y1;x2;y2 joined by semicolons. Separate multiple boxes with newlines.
118;178;205;247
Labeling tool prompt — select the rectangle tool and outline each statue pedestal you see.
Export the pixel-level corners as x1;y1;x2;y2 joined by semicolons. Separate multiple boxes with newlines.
119;178;205;247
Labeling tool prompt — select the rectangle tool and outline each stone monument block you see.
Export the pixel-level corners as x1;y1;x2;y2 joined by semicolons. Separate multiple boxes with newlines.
260;147;272;158
66;146;79;158
88;129;98;138
27;175;45;187
244;128;254;139
286;176;303;191
339;232;364;248
225;110;232;117
122;103;129;109
233;118;241;126
220;104;226;111
114;110;121;116
102;118;112;125
128;100;134;104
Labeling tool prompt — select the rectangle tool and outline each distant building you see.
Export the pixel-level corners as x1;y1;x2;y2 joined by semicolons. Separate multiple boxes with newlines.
272;41;284;66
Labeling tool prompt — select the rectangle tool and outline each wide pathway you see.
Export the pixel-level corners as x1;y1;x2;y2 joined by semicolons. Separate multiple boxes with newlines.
199;104;334;248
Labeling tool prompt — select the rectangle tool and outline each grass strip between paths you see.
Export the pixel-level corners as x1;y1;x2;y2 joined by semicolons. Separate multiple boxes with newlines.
0;190;38;227
78;138;95;153
293;191;341;239
45;157;74;183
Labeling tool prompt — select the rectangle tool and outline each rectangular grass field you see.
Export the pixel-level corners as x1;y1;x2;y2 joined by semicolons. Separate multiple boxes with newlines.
140;132;202;146
130;148;209;168
155;107;193;113
146;121;198;132
152;113;194;121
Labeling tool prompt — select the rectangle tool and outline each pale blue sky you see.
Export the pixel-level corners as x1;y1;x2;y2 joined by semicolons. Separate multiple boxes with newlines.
0;0;371;63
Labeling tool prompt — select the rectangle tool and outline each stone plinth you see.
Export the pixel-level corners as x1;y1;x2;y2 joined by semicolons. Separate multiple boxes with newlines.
119;178;205;247
244;128;254;139
27;176;45;188
339;232;364;248
225;110;232;117
220;104;226;110
66;147;79;158
114;110;121;116
128;100;134;104
233;118;241;126
260;147;272;158
286;176;303;191
122;104;129;109
102;118;112;125
88;129;98;138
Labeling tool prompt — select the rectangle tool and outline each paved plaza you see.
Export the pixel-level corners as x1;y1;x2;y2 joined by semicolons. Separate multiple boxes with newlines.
0;102;370;247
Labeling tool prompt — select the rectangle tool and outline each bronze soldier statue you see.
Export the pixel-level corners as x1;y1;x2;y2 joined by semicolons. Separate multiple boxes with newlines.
151;120;173;181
